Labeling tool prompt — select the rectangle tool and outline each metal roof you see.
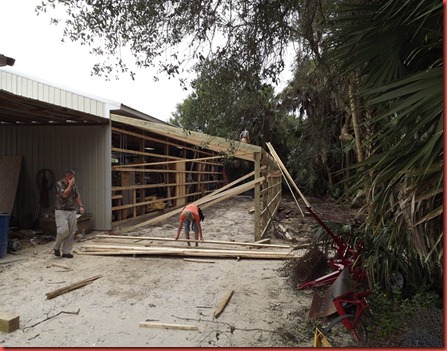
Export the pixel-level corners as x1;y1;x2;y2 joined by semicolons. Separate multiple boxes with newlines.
0;69;168;125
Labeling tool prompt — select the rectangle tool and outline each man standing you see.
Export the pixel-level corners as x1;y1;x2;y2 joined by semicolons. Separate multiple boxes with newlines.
53;168;85;258
175;203;204;246
239;129;250;144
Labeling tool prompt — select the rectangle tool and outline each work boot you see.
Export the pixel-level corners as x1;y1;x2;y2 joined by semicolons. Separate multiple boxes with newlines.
54;249;60;257
61;253;73;258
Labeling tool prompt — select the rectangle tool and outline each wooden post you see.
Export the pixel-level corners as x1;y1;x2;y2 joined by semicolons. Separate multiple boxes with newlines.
164;144;173;208
136;140;145;216
263;152;269;235
175;160;186;207
121;171;131;220
254;152;261;241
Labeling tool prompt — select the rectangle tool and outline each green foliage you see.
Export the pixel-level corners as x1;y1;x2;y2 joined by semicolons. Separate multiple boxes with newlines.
367;285;442;342
169;56;295;147
319;0;443;293
279;56;347;197
36;0;297;82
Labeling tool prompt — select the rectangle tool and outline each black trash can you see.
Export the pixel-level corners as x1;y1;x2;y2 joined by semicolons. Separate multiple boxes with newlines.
0;213;10;258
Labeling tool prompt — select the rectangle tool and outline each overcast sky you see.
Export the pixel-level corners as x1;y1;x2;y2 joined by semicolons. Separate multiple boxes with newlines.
1;1;294;123
0;0;192;122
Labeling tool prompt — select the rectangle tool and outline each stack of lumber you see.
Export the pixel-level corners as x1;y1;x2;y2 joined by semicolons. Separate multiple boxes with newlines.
77;235;304;260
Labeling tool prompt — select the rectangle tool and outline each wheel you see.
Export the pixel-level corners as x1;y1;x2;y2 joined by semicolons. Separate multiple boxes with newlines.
389;271;405;290
322;314;367;347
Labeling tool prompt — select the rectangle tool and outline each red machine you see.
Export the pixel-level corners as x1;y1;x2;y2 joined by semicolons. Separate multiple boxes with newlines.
298;206;367;289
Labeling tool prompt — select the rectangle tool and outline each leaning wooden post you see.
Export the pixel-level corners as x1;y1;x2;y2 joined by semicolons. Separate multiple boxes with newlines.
254;151;262;241
261;152;269;236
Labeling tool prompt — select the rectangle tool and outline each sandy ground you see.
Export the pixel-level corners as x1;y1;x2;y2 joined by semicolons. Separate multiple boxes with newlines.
0;196;319;347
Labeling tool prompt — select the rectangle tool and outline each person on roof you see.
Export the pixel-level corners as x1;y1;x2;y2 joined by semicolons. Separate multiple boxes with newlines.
239;129;250;144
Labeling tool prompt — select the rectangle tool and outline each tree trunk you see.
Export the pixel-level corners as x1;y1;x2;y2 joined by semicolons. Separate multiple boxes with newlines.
348;83;363;162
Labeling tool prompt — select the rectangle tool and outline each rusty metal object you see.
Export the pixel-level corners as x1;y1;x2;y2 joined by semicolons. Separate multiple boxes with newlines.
308;267;352;319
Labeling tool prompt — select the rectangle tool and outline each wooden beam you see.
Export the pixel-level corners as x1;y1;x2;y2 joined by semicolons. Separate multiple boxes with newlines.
266;142;311;207
112;155;223;168
139;322;198;331
46;275;102;300
260;199;281;240
199;169;256;200
78;244;296;259
254;238;270;244
111;114;261;161
51;263;72;271
273;155;304;217
214;290;234;318
254;152;262;241
112;125;216;157
96;235;291;249
183;258;215;263
117;175;265;233
76;250;296;259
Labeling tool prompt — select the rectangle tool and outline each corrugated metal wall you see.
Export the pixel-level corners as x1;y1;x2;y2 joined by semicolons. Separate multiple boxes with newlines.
0;124;112;230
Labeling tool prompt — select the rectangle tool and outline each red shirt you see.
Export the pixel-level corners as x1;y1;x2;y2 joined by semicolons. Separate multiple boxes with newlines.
180;204;200;223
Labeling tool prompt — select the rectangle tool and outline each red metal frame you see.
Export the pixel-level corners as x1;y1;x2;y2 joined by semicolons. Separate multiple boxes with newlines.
331;285;372;343
297;206;366;289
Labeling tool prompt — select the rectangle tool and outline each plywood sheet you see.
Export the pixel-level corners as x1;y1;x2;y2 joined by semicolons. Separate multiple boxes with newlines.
0;156;22;214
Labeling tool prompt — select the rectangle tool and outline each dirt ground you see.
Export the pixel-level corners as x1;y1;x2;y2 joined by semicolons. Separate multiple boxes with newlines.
0;195;358;347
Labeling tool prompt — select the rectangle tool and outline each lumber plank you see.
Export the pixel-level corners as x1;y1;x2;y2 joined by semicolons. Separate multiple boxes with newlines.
278;224;293;240
0;312;19;333
266;142;311;207
116;175;265;233
111;114;261;162
96;235;290;249
46;275;102;299
112;155;222;168
200;170;255;199
254;152;261;241
139;322;198;330
254;238;270;244
77;246;296;259
82;243;291;256
51;263;72;271
214;290;234;318
0;258;26;265
183;258;215;263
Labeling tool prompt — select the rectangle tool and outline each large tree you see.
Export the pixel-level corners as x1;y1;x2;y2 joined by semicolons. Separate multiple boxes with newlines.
321;0;443;291
36;0;298;82
169;56;292;148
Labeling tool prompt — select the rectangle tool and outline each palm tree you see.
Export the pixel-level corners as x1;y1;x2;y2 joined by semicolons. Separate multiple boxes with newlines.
323;0;443;291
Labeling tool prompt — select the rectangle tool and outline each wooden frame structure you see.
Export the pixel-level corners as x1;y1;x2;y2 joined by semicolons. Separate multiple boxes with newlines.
111;115;282;241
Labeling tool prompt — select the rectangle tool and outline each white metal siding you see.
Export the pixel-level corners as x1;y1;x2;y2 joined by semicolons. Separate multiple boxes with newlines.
0;125;112;230
0;70;110;118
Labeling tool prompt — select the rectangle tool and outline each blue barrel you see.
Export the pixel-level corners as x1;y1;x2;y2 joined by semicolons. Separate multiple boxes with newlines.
0;213;10;258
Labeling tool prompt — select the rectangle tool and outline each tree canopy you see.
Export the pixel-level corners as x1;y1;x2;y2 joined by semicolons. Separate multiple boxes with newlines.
36;0;299;82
